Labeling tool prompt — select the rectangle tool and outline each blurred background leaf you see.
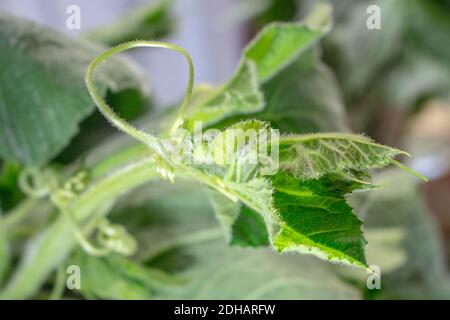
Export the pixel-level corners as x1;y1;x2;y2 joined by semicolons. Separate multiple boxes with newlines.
109;180;362;299
360;171;450;299
0;12;149;167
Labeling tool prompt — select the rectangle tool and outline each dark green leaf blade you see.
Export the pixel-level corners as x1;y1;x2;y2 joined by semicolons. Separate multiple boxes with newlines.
271;172;367;268
230;205;270;247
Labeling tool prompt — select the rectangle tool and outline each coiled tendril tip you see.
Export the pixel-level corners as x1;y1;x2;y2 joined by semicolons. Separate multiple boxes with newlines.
85;40;195;152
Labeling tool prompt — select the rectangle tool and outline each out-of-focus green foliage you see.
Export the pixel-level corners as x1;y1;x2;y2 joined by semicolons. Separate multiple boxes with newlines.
323;0;450;111
0;13;148;166
362;171;450;299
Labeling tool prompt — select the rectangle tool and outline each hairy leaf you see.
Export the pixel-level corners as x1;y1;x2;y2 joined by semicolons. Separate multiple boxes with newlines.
278;133;407;180
0;13;148;166
187;61;264;126
260;50;349;133
215;49;349;133
243;13;331;83
187;5;332;126
209;130;410;268
271;172;367;268
210;191;269;247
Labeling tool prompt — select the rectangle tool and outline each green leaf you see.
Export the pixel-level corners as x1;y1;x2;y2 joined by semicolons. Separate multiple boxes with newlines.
208;129;412;268
0;13;148;166
210;172;370;268
210;191;269;247
324;0;450;110
406;0;450;64
69;250;181;300
215;49;350;133
186;61;264;126
260;50;349;133
277;133;408;180
84;0;174;47
209;181;271;248
243;11;331;83
231;205;270;246
187;4;332;126
271;172;367;268
362;171;450;299
110;180;362;299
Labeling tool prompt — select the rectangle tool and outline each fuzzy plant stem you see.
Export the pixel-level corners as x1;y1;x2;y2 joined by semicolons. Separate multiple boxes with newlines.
85;40;194;148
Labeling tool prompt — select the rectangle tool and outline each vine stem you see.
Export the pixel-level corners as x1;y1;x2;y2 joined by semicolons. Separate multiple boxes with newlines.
0;159;159;299
48;266;65;300
1;198;40;231
85;40;195;148
85;41;242;202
